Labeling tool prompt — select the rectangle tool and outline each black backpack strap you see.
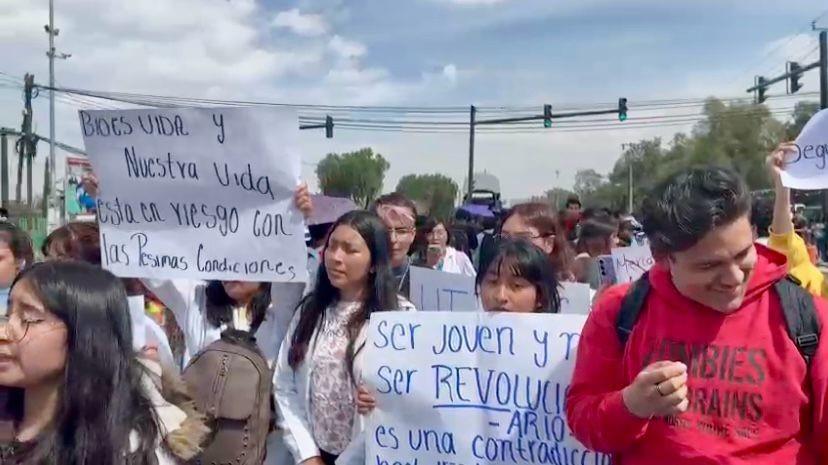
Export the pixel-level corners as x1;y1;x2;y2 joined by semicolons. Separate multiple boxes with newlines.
774;276;820;364
616;271;651;345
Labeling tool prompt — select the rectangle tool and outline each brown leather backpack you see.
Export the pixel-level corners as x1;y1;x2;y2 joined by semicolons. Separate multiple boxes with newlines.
182;329;273;465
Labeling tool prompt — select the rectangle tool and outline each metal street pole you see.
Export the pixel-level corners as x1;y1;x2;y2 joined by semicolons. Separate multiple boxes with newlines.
48;0;56;221
628;152;633;214
467;105;476;203
820;29;827;109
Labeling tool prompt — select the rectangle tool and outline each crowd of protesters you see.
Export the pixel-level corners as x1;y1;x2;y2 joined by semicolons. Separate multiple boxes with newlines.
1;142;827;464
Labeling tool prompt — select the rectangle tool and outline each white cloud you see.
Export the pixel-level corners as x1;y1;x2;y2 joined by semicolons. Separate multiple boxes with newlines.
328;35;367;59
271;8;329;37
442;64;458;83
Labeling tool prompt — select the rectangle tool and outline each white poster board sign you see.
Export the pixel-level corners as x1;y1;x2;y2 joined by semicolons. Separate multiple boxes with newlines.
79;107;307;282
559;282;592;315
364;312;609;465
611;245;655;283
410;266;479;311
781;108;828;190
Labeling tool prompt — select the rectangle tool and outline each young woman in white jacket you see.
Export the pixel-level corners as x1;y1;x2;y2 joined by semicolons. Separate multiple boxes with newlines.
275;210;415;465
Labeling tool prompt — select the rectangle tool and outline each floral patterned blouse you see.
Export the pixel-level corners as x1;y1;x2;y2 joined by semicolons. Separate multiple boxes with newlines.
309;301;362;455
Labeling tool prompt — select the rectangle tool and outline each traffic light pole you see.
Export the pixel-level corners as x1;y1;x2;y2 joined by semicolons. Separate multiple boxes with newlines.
465;100;626;203
747;25;826;106
299;115;334;138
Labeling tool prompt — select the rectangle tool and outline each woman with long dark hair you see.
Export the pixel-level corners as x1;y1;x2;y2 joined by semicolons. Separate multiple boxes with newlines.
0;261;207;464
42;221;177;369
477;238;561;313
275;210;415;465
497;202;575;281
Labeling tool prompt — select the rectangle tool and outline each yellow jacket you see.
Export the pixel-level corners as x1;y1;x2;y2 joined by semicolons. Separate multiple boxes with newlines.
768;230;827;297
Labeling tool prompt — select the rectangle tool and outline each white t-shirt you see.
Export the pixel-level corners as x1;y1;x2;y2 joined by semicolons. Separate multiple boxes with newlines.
438;247;477;277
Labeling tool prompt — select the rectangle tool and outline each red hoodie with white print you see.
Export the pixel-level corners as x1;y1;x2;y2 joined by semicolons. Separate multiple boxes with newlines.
566;244;828;465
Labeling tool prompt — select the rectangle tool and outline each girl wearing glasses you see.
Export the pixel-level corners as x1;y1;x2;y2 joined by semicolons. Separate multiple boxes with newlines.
419;217;476;277
497;202;575;281
372;193;418;298
0;261;207;464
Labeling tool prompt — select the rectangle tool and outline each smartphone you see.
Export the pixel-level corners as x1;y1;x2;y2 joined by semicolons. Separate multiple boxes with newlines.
597;255;617;286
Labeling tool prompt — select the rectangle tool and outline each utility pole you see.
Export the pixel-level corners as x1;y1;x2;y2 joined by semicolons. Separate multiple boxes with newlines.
628;152;633;214
1;130;8;209
45;0;70;225
19;74;35;209
820;29;827;109
47;0;56;222
467;105;476;203
621;142;637;213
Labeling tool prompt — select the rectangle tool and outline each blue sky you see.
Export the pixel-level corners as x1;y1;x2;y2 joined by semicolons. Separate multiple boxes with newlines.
1;0;826;201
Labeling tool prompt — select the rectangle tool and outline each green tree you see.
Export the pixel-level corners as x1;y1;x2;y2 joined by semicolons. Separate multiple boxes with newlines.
786;101;820;140
396;173;459;220
540;187;576;211
563;100;810;215
316;148;390;208
689;99;783;189
573;169;604;201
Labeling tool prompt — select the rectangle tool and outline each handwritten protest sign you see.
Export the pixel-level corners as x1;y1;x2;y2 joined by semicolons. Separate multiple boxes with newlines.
781;108;828;190
611;244;655;283
559;282;592;315
364;312;609;465
78;107;307;282
410;266;479;311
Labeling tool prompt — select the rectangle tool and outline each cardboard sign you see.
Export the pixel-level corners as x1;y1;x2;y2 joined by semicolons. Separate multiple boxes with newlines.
559;282;592;315
79;107;307;282
781;108;828;190
364;312;609;465
410;266;479;311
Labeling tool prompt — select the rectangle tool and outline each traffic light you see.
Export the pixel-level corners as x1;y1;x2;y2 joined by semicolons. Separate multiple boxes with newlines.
618;98;628;122
757;76;767;104
789;62;803;94
543;104;552;128
325;115;334;138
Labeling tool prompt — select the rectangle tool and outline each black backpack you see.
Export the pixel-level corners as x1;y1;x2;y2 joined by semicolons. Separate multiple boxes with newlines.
616;272;821;363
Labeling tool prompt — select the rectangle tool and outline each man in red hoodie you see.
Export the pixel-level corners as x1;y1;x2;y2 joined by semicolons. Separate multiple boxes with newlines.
566;166;828;464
